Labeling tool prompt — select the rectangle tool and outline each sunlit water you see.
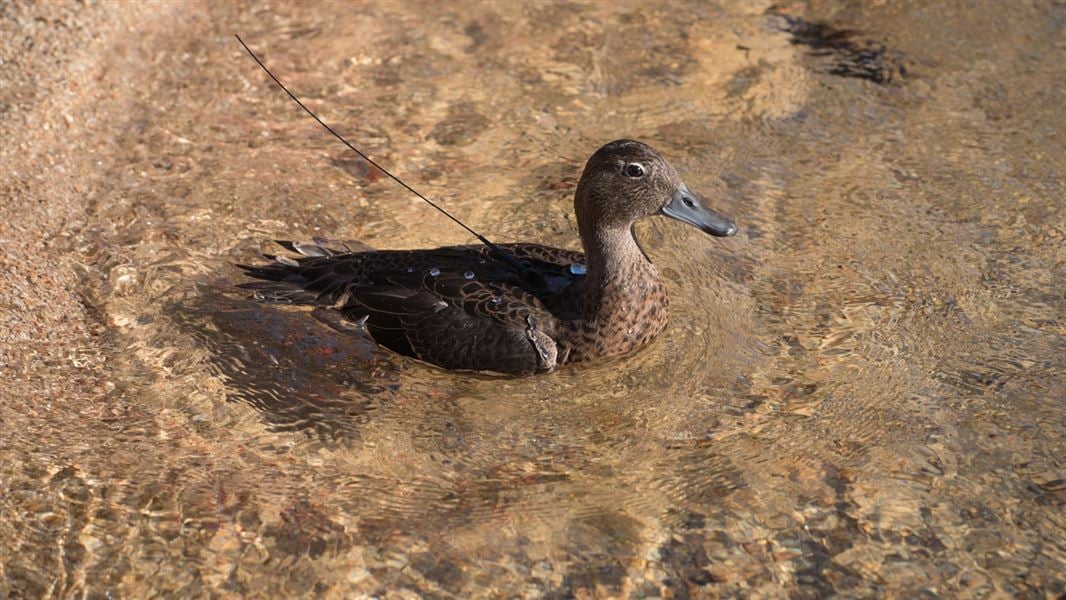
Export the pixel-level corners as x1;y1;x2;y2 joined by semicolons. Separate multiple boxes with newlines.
4;1;1064;597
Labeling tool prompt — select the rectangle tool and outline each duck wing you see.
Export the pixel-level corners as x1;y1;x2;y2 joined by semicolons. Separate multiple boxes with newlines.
237;241;575;374
238;241;586;306
351;273;558;374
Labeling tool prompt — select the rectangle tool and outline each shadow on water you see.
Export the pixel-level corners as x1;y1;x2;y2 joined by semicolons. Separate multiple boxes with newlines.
168;280;399;441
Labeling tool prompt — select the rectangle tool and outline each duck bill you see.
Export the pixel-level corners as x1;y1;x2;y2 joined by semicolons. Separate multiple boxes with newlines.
661;186;738;237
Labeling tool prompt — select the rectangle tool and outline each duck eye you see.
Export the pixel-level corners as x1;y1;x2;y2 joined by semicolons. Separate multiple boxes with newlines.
623;163;646;178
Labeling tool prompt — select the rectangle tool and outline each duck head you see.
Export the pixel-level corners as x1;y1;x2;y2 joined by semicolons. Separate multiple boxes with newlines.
574;139;738;240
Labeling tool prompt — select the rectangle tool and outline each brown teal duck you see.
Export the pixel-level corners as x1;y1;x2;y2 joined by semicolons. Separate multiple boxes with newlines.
238;139;737;375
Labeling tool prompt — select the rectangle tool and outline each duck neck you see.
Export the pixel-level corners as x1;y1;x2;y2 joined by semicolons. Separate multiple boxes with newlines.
576;221;661;317
581;222;644;280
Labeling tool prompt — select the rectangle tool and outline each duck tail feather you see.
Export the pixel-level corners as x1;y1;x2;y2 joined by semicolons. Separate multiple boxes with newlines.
274;239;368;258
235;281;322;306
235;261;300;282
273;240;299;253
272;239;326;258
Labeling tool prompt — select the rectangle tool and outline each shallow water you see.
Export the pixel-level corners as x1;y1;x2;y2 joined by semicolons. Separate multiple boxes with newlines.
3;1;1064;597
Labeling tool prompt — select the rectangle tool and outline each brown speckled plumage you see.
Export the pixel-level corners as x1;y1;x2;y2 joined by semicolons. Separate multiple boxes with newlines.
238;140;737;375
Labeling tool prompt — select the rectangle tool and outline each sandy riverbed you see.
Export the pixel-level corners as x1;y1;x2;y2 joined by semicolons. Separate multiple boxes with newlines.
3;1;1064;597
